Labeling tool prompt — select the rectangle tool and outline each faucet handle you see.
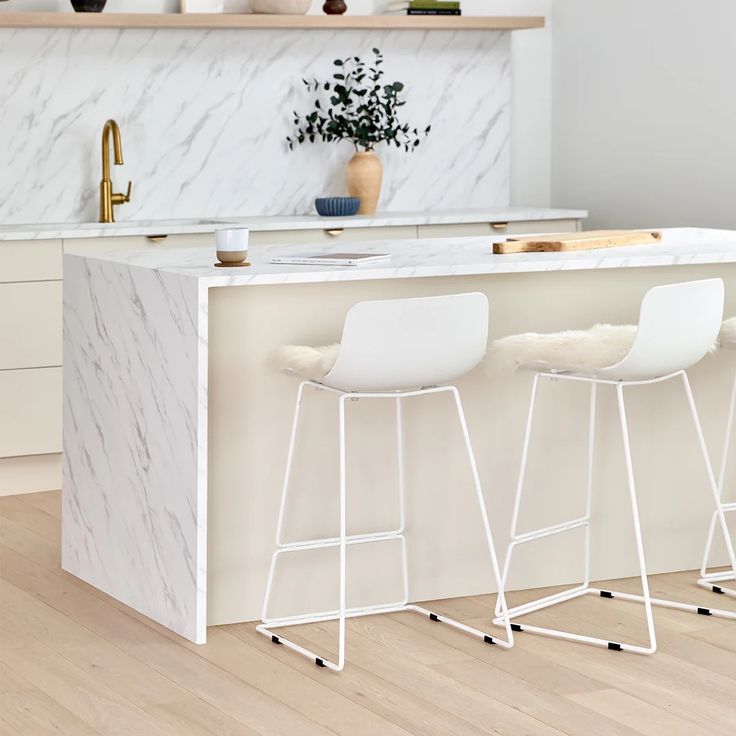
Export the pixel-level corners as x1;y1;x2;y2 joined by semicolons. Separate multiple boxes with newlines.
112;181;132;205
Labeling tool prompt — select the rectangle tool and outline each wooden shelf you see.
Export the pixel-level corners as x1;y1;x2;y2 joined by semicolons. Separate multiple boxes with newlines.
0;13;544;31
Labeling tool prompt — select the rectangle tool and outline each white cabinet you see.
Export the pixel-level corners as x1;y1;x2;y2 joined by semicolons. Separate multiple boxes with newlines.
0;282;62;370
0;367;62;458
0;238;62;282
0;239;63;495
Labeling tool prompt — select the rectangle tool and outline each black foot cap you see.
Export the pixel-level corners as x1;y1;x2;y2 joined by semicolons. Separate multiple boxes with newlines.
483;635;495;645
608;642;623;651
511;623;523;632
315;658;326;667
429;613;440;622
271;635;281;644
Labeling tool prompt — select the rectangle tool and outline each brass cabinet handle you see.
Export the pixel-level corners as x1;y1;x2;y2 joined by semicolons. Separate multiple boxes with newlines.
324;228;344;237
490;222;509;230
147;234;168;242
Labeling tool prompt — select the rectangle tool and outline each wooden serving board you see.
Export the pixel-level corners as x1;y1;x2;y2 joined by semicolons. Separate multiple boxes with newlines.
494;229;662;254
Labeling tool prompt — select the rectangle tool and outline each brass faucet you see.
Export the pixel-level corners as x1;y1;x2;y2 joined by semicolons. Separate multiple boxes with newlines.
99;119;132;223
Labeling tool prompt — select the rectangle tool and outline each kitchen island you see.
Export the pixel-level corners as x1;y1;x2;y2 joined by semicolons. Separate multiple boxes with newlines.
62;229;736;643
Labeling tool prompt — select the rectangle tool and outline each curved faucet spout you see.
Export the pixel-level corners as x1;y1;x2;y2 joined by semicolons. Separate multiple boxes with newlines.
99;119;131;223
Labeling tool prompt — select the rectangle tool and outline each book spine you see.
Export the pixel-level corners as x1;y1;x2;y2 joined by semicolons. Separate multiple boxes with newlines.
409;2;460;8
407;8;462;14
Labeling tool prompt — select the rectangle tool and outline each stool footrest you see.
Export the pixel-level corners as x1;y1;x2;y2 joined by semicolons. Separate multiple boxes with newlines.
276;529;403;554
511;516;589;546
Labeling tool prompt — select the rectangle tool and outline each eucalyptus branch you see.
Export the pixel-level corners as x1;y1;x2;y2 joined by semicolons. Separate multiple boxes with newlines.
287;48;431;154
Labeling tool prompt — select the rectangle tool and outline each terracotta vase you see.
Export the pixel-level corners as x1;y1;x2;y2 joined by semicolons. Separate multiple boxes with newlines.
346;151;383;215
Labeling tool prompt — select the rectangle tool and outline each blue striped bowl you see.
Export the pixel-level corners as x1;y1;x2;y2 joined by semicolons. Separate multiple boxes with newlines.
315;197;361;217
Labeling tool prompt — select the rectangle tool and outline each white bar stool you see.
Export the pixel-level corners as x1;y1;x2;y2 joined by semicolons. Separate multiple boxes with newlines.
698;316;736;598
490;279;735;654
258;293;514;671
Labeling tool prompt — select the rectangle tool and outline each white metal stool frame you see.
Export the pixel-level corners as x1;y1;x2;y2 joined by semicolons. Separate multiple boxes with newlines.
257;379;515;671
492;368;736;655
698;360;736;598
491;278;735;654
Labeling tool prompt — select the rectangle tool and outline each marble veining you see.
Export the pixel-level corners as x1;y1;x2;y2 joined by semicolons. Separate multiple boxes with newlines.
85;227;736;287
0;208;586;241
0;28;510;224
62;256;207;642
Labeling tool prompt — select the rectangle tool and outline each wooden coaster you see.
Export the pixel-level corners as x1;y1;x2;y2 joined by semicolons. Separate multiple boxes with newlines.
214;262;251;268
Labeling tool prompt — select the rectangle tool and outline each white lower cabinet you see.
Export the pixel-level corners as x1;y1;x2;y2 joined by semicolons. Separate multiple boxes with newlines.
0;281;62;370
0;367;62;459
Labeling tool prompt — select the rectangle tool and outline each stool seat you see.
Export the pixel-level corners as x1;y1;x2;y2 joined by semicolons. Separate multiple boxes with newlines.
272;343;339;382
490;323;637;378
491;280;723;382
720;317;736;349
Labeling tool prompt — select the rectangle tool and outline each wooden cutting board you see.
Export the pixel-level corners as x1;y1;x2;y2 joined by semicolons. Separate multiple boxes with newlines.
494;229;662;254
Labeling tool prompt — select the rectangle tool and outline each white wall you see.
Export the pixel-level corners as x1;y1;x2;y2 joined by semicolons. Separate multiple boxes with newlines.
551;0;736;229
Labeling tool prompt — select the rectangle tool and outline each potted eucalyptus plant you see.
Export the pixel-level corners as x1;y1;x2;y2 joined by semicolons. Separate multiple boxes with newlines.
288;48;430;215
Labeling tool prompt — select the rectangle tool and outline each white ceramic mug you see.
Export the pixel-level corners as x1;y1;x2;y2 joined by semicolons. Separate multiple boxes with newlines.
215;228;249;264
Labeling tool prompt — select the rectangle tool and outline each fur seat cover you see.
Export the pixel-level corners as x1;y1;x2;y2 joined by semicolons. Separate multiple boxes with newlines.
271;343;341;381
488;324;638;374
720;317;736;348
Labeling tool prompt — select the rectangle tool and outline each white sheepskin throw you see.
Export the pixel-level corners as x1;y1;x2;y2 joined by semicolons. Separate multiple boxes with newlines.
271;343;340;381
720;317;736;348
487;324;638;375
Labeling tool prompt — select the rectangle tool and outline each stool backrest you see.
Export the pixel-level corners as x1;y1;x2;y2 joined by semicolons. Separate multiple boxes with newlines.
323;293;489;391
598;278;724;381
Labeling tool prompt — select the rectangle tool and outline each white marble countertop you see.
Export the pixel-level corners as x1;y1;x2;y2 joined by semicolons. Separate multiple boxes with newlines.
0;207;586;241
70;227;736;287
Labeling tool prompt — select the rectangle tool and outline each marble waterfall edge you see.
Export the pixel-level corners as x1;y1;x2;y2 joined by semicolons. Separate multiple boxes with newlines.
62;256;208;642
0;29;510;224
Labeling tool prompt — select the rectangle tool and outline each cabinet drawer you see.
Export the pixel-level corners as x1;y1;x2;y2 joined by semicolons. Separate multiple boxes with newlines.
417;219;581;239
0;282;62;370
0;367;62;458
250;225;417;246
0;239;62;283
64;232;214;254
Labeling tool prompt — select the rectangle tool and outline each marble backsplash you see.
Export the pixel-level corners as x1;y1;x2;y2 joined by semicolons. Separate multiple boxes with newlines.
0;27;510;223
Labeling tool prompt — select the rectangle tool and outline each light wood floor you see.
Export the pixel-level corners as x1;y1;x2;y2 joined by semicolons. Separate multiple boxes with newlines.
0;491;734;736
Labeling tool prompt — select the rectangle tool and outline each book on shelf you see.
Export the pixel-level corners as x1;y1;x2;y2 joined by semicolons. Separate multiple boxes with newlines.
409;0;461;7
407;8;462;14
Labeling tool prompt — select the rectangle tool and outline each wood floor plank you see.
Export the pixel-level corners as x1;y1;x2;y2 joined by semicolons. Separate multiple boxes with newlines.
144;698;262;736
0;662;102;736
435;656;641;736
0;496;59;542
481;619;736;736
16;490;61;519
0;514;59;569
0;622;179;736
567;688;714;736
0;578;192;708
384;606;609;696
